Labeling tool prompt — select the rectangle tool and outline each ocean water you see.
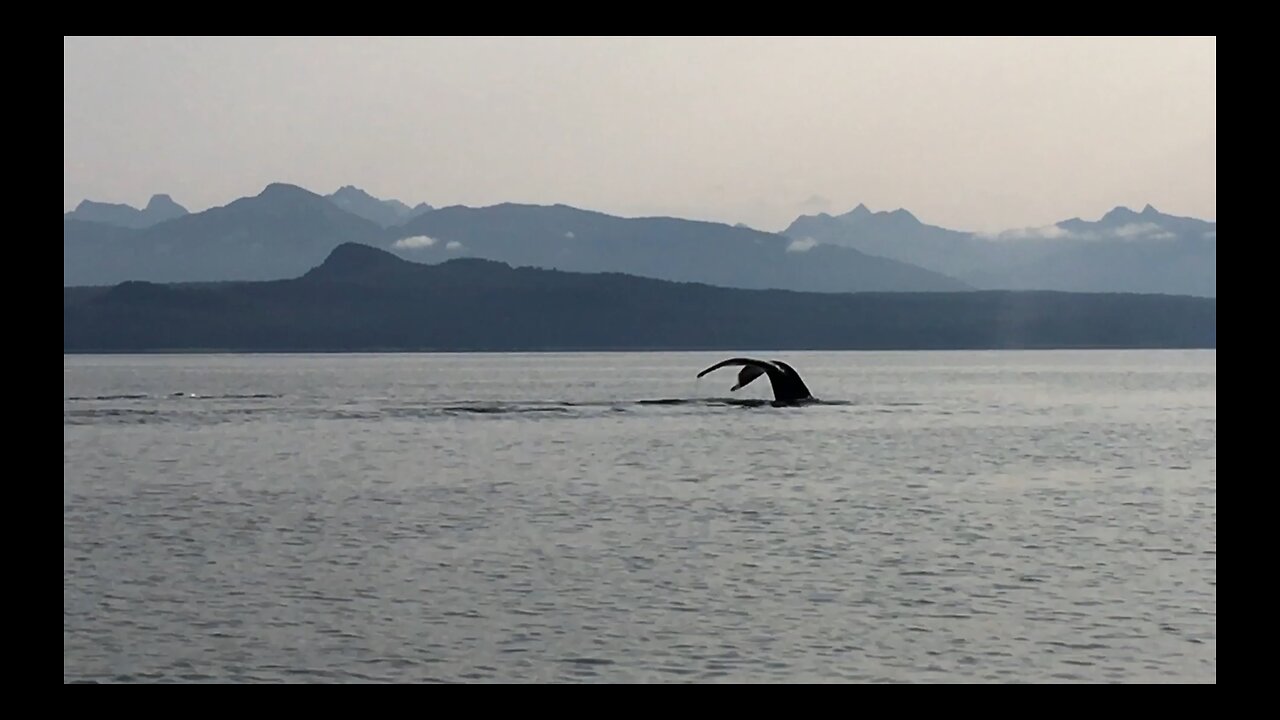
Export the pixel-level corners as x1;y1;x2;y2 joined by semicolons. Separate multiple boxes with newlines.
63;350;1216;683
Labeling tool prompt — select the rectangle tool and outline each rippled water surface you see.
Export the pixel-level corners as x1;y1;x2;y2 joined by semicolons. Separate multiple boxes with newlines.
64;350;1216;683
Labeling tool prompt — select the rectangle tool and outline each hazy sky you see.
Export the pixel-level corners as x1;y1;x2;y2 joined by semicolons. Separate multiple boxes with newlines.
64;36;1215;233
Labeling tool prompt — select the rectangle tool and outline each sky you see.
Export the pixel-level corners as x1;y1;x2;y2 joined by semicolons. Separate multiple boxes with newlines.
63;36;1216;234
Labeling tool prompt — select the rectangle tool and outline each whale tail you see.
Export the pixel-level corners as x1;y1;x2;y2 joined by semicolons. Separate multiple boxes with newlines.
697;357;814;403
730;364;766;391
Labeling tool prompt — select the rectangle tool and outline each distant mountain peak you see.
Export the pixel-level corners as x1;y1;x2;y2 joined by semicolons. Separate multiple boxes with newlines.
66;193;188;228
324;185;433;227
258;182;315;199
332;185;375;199
1101;206;1140;223
327;241;400;263
833;203;919;226
1141;203;1160;215
143;193;187;216
74;198;114;212
304;243;514;286
304;242;412;281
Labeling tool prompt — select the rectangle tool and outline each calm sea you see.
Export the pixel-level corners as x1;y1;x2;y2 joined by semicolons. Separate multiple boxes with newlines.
63;350;1216;683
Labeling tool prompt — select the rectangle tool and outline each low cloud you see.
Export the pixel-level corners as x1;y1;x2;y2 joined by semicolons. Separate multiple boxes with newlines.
1106;223;1176;241
786;237;819;253
1113;222;1162;238
977;225;1072;241
446;240;463;250
564;231;575;239
978;221;1178;243
393;235;438;249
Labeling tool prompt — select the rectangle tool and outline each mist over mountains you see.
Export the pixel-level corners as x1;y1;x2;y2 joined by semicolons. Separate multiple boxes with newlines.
64;182;1215;297
784;203;1216;297
63;184;967;293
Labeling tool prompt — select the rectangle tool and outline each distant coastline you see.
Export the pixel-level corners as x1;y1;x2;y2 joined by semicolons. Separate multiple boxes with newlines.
64;243;1217;354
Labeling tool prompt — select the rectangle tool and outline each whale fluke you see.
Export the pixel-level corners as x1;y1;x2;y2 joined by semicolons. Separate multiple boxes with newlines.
696;357;815;404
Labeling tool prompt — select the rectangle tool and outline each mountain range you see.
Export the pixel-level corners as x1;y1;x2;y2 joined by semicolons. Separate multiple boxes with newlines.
63;184;967;293
325;185;433;227
64;193;189;229
63;183;1215;297
63;242;1216;353
784;203;1216;297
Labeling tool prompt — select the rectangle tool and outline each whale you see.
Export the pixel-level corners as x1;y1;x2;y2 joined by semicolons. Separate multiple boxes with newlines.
696;357;816;404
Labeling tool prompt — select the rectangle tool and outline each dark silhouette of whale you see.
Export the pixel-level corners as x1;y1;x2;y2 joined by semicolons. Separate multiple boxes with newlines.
696;358;816;404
